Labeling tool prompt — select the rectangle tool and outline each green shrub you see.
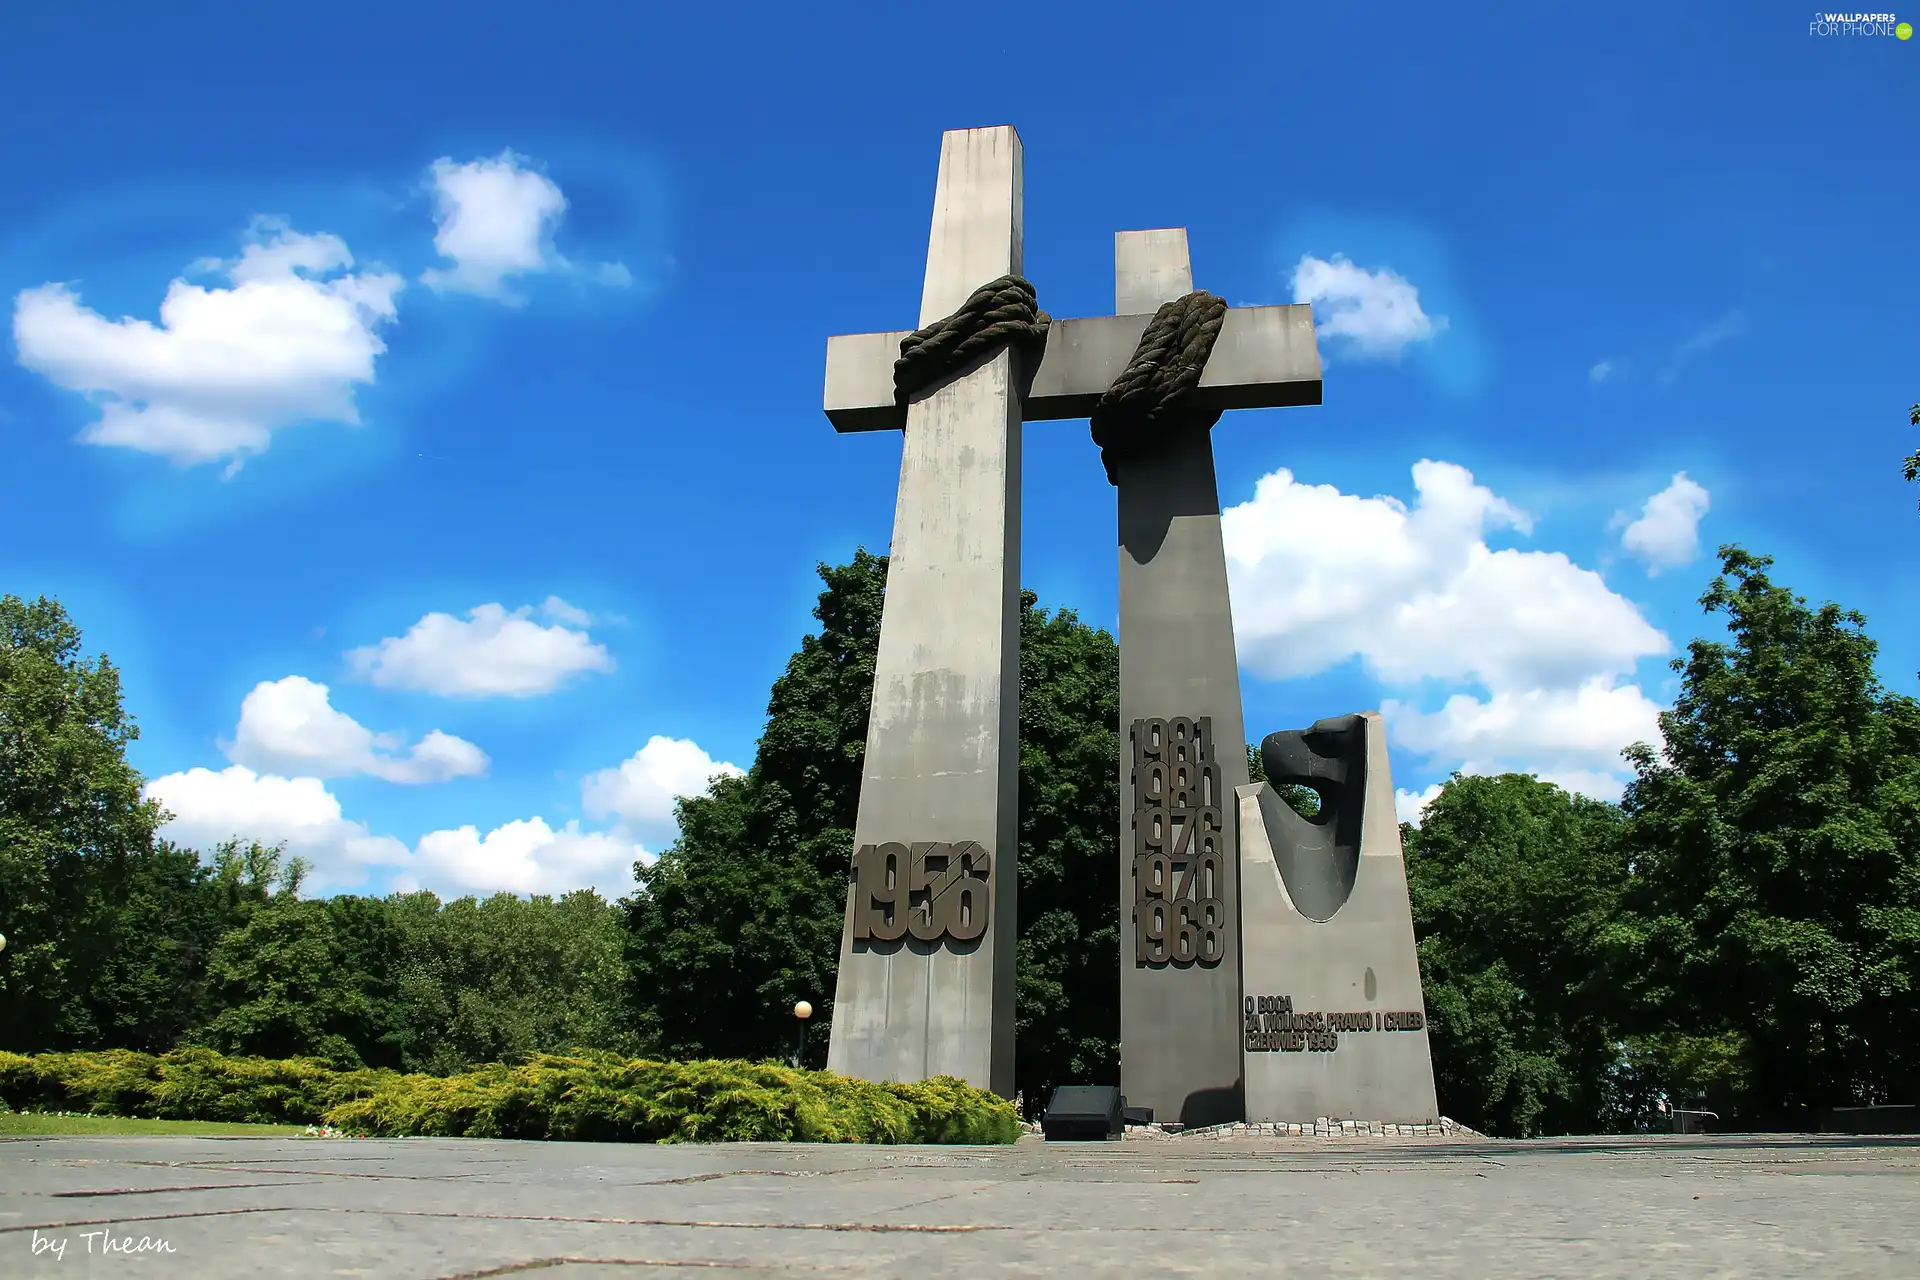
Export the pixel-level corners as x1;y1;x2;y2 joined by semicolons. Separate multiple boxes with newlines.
0;1050;161;1116
145;1049;392;1124
0;1050;1017;1144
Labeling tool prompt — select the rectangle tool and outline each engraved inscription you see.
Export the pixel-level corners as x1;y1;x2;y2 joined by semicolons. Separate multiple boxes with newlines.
1130;716;1227;968
850;841;992;945
1243;994;1427;1052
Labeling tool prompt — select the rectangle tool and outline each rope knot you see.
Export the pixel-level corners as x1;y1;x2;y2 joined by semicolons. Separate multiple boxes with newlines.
1089;290;1229;485
893;275;1051;405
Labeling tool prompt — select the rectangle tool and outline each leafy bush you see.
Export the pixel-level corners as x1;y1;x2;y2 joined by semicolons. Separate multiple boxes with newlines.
0;1050;1018;1144
0;1048;389;1123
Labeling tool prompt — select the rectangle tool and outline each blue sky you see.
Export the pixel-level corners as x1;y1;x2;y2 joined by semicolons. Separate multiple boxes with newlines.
2;2;1914;898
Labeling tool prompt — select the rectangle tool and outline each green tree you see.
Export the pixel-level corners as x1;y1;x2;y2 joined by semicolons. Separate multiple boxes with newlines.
623;551;1125;1104
1246;743;1321;816
0;595;166;1050
1902;402;1920;505
1012;599;1120;1102
1402;773;1629;1137
192;880;638;1072
81;837;297;1052
1616;546;1920;1122
622;553;885;1065
384;889;639;1074
198;901;381;1065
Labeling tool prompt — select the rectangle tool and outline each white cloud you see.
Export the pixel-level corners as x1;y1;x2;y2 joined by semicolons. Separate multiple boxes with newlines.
1225;461;1665;691
1589;359;1615;383
1395;784;1443;827
403;817;647;899
1391;764;1633;829
146;765;411;894
228;676;487;784
421;152;563;298
12;220;402;472
148;720;747;899
1382;681;1664;783
398;731;492;784
1617;472;1711;575
403;732;739;897
540;595;593;627
419;151;629;301
1225;460;1670;800
1531;769;1634;803
1661;312;1746;384
405;730;742;899
147;765;641;899
345;603;614;698
1290;254;1446;360
582;736;745;835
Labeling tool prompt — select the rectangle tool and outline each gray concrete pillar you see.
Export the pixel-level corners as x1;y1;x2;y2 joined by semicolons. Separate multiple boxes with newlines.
1112;229;1250;1128
825;127;1024;1097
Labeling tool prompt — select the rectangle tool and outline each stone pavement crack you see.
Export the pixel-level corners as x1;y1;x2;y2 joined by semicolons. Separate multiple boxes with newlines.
165;1154;442;1164
334;1209;1392;1235
52;1180;322;1197
434;1257;856;1278
162;1154;527;1166
337;1209;1013;1233
869;1189;969;1216
630;1169;858;1187
126;1160;491;1181
0;1206;295;1233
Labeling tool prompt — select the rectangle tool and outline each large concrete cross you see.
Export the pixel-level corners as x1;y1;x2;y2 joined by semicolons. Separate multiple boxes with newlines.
821;125;1322;1101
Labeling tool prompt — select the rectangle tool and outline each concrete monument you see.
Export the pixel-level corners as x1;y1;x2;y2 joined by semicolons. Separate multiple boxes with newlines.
1237;712;1440;1123
821;129;1323;1098
1097;231;1320;1127
821;125;1028;1097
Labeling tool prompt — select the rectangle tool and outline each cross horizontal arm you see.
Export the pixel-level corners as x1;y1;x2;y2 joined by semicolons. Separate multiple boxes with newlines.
824;303;1322;434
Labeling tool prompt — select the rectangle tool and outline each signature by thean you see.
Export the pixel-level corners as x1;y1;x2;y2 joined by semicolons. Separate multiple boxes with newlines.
31;1228;177;1260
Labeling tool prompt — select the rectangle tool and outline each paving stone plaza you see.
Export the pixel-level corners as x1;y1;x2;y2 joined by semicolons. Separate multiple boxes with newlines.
5;1131;1919;1276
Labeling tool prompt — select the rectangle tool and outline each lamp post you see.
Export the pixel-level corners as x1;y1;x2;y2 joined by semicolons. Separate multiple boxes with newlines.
792;1000;813;1068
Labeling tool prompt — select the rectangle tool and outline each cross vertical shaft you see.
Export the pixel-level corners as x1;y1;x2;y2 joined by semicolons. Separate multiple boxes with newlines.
1113;229;1251;1128
825;127;1024;1097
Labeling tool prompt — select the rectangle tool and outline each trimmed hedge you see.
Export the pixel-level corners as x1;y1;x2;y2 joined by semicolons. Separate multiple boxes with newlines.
0;1050;1018;1145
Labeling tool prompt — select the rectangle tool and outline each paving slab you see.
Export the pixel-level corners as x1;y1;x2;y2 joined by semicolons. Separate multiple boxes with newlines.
3;1132;1917;1277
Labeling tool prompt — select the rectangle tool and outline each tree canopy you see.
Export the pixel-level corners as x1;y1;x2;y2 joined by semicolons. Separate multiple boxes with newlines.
1403;773;1627;1136
0;595;166;1049
621;550;1123;1106
1613;546;1920;1123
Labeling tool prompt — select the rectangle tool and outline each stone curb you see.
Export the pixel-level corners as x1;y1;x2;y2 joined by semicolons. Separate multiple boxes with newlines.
1025;1116;1486;1141
1121;1116;1484;1141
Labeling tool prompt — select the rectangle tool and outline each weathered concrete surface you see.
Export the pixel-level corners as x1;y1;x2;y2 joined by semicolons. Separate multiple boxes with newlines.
1113;229;1250;1130
1239;712;1440;1124
825;125;1023;1096
6;1133;1918;1277
824;304;1321;433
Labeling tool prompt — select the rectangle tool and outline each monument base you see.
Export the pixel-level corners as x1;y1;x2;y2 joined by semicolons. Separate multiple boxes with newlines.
1236;711;1440;1125
1121;1116;1481;1141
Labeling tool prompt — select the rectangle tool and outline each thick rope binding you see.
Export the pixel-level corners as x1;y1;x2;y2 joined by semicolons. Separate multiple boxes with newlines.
1089;290;1229;485
893;275;1051;406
